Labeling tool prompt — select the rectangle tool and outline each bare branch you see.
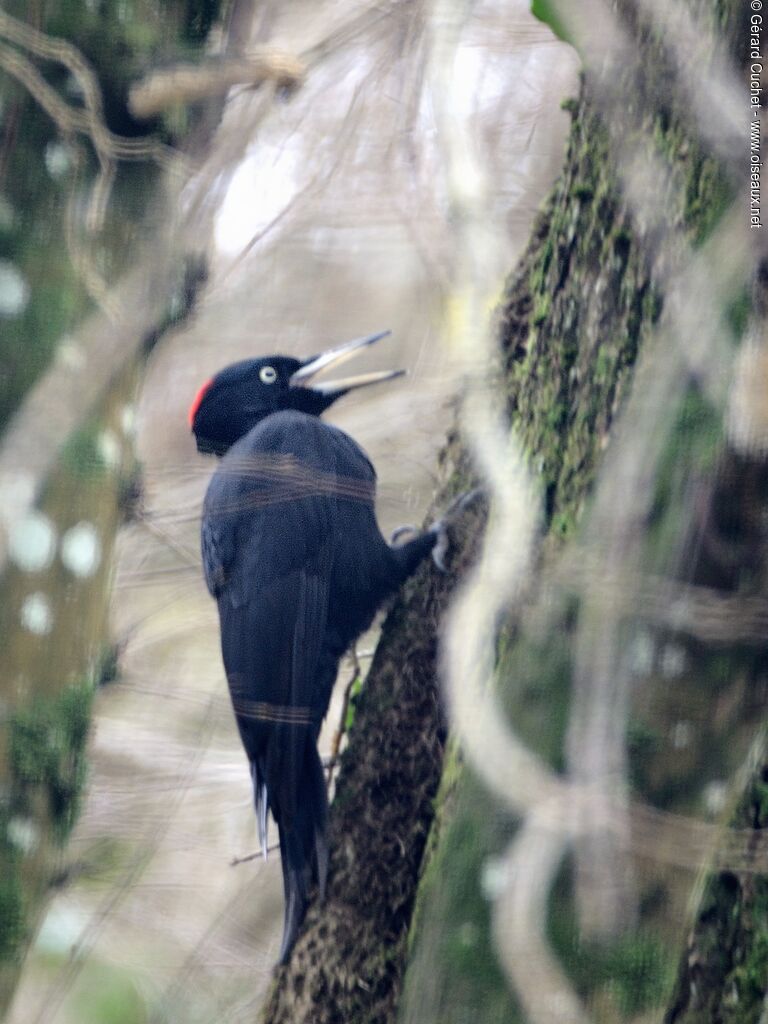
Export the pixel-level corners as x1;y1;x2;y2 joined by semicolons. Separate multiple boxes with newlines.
127;53;305;120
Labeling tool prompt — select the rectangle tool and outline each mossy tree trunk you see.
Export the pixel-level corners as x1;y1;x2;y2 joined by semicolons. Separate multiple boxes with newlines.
265;1;768;1022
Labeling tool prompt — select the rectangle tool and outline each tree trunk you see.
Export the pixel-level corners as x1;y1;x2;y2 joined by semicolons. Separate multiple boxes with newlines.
0;2;226;1011
266;0;768;1021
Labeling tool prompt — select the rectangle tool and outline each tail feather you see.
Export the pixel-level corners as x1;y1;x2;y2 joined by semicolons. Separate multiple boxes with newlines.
250;763;270;861
258;781;269;861
307;744;329;901
315;831;329;903
278;837;309;964
277;821;308;965
262;731;329;964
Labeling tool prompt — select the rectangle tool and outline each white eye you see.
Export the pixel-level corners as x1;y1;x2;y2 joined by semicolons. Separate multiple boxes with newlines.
259;366;277;384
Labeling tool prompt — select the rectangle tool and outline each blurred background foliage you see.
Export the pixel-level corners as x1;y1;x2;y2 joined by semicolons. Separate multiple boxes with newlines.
0;0;221;431
0;1;222;1012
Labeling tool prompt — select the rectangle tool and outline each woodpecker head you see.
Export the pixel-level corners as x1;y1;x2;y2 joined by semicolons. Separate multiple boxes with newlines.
189;330;404;455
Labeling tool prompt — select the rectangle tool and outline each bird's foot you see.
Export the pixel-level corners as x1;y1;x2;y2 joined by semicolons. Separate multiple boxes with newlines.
429;487;485;573
390;523;419;546
430;520;450;572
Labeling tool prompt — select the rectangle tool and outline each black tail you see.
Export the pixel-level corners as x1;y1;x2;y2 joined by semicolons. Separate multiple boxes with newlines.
249;762;269;860
253;725;328;964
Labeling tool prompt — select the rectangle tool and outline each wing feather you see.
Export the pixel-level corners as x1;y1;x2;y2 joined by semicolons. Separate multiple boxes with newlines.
199;409;395;961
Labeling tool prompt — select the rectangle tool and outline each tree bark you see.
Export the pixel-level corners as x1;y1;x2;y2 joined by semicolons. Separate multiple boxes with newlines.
265;1;768;1022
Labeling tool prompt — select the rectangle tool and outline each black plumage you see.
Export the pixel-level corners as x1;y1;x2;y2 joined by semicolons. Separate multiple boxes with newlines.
190;334;438;963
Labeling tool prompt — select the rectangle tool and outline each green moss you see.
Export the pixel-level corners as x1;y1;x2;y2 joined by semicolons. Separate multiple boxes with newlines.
400;773;519;1024
408;741;462;955
344;672;364;730
0;226;90;432
646;383;723;567
531;0;575;46
61;420;109;479
499;630;573;772
549;864;676;1017
8;681;94;843
650;385;720;511
667;767;768;1020
0;680;95;971
0;801;27;965
724;890;768;1021
572;184;594;202
502;102;652;536
0;836;25;964
532;293;551;325
726;286;752;340
752;778;768;823
550;509;576;539
404;6;749;1021
685;153;734;246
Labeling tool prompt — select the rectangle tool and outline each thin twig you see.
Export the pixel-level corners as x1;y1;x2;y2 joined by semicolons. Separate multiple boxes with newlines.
230;841;280;867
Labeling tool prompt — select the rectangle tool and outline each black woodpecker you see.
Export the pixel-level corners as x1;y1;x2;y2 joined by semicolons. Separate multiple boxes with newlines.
189;331;442;964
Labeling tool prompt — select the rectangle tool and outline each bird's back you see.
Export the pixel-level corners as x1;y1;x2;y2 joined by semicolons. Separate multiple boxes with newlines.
202;409;388;601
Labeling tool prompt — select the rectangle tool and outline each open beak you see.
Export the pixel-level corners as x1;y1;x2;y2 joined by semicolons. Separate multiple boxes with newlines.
289;330;405;395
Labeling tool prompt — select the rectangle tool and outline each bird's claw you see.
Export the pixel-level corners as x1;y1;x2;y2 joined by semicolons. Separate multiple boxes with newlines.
429;487;485;573
430;519;450;572
390;523;418;546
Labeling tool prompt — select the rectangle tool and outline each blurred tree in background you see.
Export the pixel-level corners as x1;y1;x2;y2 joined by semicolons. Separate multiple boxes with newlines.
0;1;220;1013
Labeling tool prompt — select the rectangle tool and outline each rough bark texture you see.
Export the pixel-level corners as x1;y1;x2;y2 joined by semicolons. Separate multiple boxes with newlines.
399;81;662;1024
402;2;766;1023
665;741;768;1024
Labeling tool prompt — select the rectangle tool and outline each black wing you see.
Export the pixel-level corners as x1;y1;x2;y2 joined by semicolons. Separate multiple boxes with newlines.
201;410;379;960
